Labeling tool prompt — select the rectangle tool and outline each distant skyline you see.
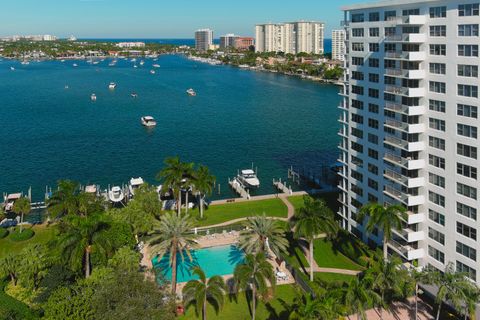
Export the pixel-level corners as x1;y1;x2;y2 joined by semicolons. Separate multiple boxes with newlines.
0;0;368;38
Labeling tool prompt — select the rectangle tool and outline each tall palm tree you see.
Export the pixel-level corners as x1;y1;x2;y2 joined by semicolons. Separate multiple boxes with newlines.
239;214;288;257
431;262;473;320
182;266;226;320
0;253;20;286
461;285;480;320
56;214;111;278
150;212;197;294
345;277;379;320
47;180;81;218
12;196;31;233
234;252;276;320
409;268;433;320
358;202;406;260
192;165;215;219
181;162;195;214
290;196;338;281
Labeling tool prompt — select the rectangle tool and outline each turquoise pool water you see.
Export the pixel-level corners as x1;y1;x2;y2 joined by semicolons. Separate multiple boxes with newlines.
152;244;244;283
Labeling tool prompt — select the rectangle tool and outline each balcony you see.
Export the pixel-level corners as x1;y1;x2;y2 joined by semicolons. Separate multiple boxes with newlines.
384;102;425;116
384;68;425;79
406;211;425;224
393;228;425;243
387;239;424;261
385;85;425;97
385;51;426;61
384;135;425;152
384;33;426;43
338;102;349;111
384;118;426;134
338;127;348;138
383;185;425;206
384;169;425;188
338;115;348;124
383;153;425;170
338;142;348;152
386;15;426;26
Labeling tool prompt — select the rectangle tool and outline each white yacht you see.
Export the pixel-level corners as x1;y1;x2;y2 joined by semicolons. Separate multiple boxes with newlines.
133;64;138;68
139;60;145;66
152;64;160;68
73;63;78;67
128;177;144;196
108;186;125;203
150;70;156;74
237;169;260;188
10;67;15;71
108;82;117;89
141;116;157;127
186;88;196;96
91;93;97;101
131;92;138;98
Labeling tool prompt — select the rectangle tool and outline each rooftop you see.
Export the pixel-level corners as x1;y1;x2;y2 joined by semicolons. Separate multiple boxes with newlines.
342;0;441;11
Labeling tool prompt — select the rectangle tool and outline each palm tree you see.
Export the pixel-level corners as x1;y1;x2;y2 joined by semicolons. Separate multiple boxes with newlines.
345;277;379;320
461;285;480;320
192;165;215;219
431;262;473;320
290;196;338;281
234;252;276;320
56;214;111;278
150;212;197;294
47;180;81;218
286;292;322;320
0;253;20;286
358;202;406;260
12;196;31;233
409;268;433;320
182;266;226;320
181;162;195;214
239;214;288;257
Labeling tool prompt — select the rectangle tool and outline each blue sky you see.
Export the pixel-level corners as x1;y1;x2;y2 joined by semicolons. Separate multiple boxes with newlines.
1;0;367;38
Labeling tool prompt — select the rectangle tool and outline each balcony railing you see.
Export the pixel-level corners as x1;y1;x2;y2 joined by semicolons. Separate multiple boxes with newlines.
384;135;408;149
384;169;408;186
385;85;409;95
385;119;409;131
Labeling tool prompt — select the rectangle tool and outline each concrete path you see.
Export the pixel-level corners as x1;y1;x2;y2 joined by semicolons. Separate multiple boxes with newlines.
209;191;307;206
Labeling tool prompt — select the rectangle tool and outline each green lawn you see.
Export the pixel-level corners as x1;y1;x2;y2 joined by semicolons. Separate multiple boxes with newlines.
314;272;355;284
195;198;288;227
179;284;298;320
313;239;364;271
0;225;57;259
288;191;340;214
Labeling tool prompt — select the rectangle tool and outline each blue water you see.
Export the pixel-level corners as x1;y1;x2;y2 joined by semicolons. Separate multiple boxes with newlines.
152;244;244;282
0;54;340;201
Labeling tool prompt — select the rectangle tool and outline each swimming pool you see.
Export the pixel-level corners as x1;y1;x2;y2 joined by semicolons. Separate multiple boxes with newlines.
152;244;245;283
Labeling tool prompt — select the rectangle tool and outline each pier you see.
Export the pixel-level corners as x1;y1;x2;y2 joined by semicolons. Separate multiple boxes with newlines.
273;178;293;195
228;177;250;199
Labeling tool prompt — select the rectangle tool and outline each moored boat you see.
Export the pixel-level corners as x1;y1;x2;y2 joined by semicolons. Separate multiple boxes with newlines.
237;169;260;188
108;186;125;203
141;116;157;127
91;93;97;101
186;88;196;96
128;177;144;196
108;82;117;89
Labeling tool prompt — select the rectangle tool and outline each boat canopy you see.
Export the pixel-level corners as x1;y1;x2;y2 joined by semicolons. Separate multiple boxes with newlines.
6;193;22;200
112;186;121;192
130;177;144;186
143;116;155;121
241;169;255;175
85;185;97;193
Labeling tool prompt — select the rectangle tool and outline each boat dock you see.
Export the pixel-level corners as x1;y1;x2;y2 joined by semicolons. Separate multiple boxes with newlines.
228;177;250;199
273;178;293;195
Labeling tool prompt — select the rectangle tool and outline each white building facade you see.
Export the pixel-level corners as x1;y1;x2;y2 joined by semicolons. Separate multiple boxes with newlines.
339;0;480;285
332;29;346;61
255;21;325;54
220;34;237;49
195;29;213;52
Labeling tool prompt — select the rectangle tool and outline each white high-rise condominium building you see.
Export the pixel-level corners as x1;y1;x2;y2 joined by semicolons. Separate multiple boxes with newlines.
339;0;480;285
332;29;346;61
255;21;325;54
219;34;237;49
195;29;213;52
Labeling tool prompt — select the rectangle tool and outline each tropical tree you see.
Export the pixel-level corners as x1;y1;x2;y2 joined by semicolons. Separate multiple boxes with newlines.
286;289;342;320
192;165;215;219
182;266;226;320
56;214;111;278
47;179;81;218
0;253;21;286
409;268;433;320
345;277;379;320
234;252;276;320
461;285;480;320
150;212;197;294
239;214;288;257
77;191;103;217
131;183;162;217
358;202;406;260
290;196;338;281
19;244;50;291
12;196;31;232
114;200;156;243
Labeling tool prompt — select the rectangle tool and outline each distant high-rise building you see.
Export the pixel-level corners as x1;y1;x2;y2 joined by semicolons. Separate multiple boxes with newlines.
234;37;255;51
255;21;324;54
220;34;237;49
195;29;213;52
331;29;346;61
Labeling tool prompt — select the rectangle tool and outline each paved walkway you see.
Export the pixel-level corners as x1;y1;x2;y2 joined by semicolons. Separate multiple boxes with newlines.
209;191;307;206
347;297;435;320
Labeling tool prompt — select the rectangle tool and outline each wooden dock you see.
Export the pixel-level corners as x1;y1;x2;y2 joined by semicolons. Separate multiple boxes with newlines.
228;177;250;199
273;178;292;195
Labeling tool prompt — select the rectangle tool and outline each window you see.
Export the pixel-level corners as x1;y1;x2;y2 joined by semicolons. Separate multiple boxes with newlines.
352;28;364;37
368;118;378;129
430;6;446;18
429;173;445;188
351;13;364;23
352;43;364;51
429;63;446;75
384;10;396;21
429;136;445;150
352;85;364;95
351;113;364;124
457;163;477;179
368;58;379;68
458;84;478;97
430;44;446;55
429;118;446;131
384;27;396;36
429;154;445;169
368;133;378;144
428;100;445;113
457;261;476;281
457;124;477;139
429;191;445;207
352;100;364;110
351;128;364;139
458;65;478;77
368;88;379;98
458;143;477;159
458;44;479;57
429;209;445;226
459;24;479;36
351;170;363;182
368;148;378;160
459;4;479;16
368;103;379;113
368;73;379;83
457;182;477;199
369;12;380;22
457;104;478;118
352;57;364;66
457;202;477;220
456;241;476;261
430;81;446;94
428;246;445;263
457;222;477;240
429;227;445;245
352;71;364;80
369;27;379;37
384;76;395;85
430;25;446;37
369;43;379;52
368;178;378;191
368;163;378;175
402;8;419;16
351;141;363;153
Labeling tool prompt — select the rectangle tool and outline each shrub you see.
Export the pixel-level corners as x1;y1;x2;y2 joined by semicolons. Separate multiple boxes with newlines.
9;229;35;242
0;228;8;239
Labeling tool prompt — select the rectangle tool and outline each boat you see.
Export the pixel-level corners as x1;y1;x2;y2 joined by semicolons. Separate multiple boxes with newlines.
141;116;157;127
73;63;78;67
108;82;117;89
85;185;97;194
186;88;196;96
108;186;125;203
133;64;138;68
237;169;260;188
108;62;116;67
131;92;138;98
128;177;144;196
93;61;99;65
150;70;156;74
130;58;137;62
91;93;97;101
21;61;30;65
139;60;145;66
60;59;66;62
152;64;160;68
3;193;22;212
65;85;69;89
9;67;15;71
